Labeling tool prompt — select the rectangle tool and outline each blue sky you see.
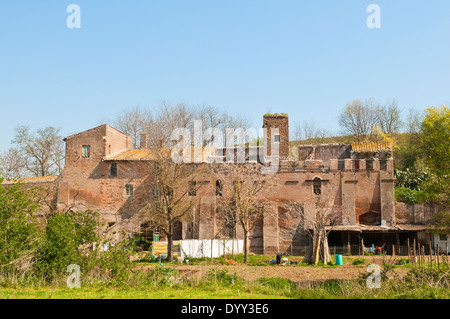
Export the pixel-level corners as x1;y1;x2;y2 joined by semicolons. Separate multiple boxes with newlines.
0;1;449;150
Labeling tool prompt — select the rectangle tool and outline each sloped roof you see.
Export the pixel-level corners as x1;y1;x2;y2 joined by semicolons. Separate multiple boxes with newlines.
64;124;128;140
103;147;216;162
324;223;426;232
351;141;392;153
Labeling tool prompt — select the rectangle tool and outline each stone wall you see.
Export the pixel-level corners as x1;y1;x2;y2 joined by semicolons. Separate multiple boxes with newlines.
263;114;289;160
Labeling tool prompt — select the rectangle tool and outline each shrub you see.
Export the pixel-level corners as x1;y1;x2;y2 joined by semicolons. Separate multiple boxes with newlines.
35;210;101;279
147;266;180;286
256;277;296;290
206;268;243;287
352;258;366;265
0;181;41;278
395;187;436;204
319;279;346;296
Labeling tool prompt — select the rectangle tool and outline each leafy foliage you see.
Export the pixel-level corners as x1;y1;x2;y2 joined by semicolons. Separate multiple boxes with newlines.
35;210;101;277
0;180;41;272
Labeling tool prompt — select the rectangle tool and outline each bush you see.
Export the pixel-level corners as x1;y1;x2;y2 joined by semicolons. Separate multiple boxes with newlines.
256;277;296;290
147;266;180;286
395;187;436;204
206;268;243;287
352;258;366;265
35;210;101;279
0;181;41;278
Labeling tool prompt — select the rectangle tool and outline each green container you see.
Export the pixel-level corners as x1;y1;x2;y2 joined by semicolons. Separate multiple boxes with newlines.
335;254;343;265
153;233;160;242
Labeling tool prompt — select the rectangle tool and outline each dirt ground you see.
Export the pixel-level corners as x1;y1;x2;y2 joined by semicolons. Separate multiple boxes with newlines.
137;256;410;285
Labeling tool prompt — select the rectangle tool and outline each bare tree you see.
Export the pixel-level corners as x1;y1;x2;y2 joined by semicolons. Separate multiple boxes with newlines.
0;148;25;180
139;148;201;262
113;106;146;149
12;126;64;177
213;163;276;263
338;99;378;142
405;107;423;135
286;198;338;265
375;100;403;135
114;102;250;149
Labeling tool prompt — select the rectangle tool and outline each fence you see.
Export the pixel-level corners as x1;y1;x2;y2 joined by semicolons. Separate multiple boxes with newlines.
152;239;244;259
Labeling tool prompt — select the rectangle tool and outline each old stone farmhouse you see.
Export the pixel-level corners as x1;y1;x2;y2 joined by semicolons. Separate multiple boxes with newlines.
3;114;446;255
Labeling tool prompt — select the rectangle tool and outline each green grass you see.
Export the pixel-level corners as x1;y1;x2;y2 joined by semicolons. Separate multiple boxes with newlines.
0;285;278;299
1;254;449;299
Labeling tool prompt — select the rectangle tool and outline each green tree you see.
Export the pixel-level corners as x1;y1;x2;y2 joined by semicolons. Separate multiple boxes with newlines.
420;105;449;174
420;105;450;205
36;210;101;277
0;179;41;274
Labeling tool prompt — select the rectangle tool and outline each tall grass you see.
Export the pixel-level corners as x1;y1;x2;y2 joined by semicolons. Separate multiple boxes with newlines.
1;263;449;299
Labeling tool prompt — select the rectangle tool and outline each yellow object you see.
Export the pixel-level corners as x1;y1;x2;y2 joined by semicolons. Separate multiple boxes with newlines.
152;241;181;257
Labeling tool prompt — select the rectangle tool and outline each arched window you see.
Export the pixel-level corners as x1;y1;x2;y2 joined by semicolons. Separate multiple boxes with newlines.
313;177;321;195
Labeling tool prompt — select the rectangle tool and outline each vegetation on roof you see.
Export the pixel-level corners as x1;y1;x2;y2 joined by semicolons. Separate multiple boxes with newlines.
263;113;288;117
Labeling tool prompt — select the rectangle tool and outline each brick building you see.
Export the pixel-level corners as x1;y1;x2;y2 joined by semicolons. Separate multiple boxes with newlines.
4;114;442;255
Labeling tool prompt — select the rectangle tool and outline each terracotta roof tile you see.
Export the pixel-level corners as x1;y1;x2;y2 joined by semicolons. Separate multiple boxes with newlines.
104;147;216;162
351;141;392;153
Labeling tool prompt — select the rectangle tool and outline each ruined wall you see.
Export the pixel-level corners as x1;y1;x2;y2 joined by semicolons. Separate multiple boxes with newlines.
263;114;289;160
57;125;133;222
395;202;445;225
297;144;352;162
51;120;404;255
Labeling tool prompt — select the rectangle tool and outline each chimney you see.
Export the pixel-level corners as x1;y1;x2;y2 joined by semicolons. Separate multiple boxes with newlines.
140;132;148;149
263;113;289;160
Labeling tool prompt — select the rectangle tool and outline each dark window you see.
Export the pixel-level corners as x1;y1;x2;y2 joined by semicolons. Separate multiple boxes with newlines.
82;145;90;158
366;160;373;171
215;179;223;196
125;184;134;197
274;134;280;143
380;160;387;171
313;177;321;195
110;163;118;176
188;181;197;196
354;160;360;171
439;233;448;241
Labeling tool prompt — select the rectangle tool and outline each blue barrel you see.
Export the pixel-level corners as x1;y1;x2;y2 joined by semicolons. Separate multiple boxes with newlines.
335;254;343;265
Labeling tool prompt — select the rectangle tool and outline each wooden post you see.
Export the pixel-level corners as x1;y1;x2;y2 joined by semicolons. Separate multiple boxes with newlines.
417;243;422;267
446;242;449;266
361;238;365;256
434;244;438;269
446;242;449;269
392;244;395;257
422;245;425;268
347;231;351;255
413;238;416;266
437;244;440;268
429;241;432;268
407;238;411;263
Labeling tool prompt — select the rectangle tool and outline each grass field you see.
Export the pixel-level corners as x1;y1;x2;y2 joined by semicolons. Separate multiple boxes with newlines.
1;254;449;299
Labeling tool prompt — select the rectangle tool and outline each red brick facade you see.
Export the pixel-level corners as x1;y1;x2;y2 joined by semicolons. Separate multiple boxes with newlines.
5;116;436;255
